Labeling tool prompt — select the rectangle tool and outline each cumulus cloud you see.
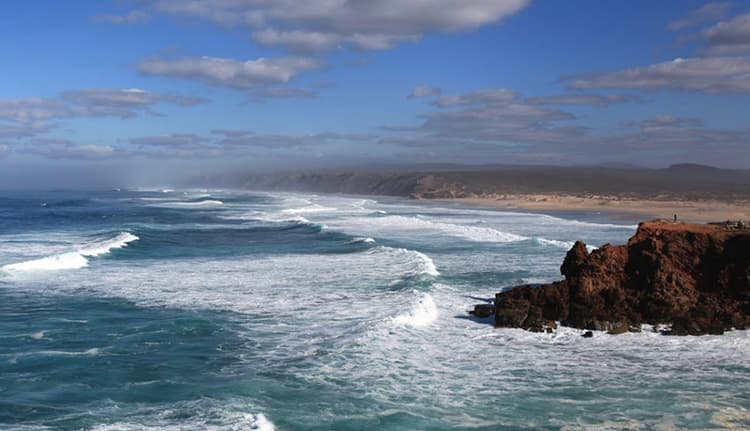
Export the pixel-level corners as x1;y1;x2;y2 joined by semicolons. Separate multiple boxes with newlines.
703;12;750;55
567;56;750;93
61;88;206;118
668;2;733;30
0;88;205;145
138;56;321;89
123;0;531;52
0;89;205;125
409;86;442;98
0;98;70;123
251;29;342;53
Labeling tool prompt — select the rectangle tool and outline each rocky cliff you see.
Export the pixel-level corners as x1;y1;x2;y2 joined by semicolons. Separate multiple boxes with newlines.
491;221;750;335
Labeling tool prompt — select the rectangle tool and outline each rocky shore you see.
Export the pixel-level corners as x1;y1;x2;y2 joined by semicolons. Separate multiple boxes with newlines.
478;220;750;335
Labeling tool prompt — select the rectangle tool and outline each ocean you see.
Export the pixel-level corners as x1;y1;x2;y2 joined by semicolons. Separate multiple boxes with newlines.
1;189;748;430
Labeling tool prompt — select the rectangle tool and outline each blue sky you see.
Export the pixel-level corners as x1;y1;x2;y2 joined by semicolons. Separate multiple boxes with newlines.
1;1;749;186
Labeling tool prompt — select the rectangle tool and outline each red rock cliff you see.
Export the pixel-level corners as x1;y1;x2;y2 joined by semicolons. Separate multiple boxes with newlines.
494;221;750;335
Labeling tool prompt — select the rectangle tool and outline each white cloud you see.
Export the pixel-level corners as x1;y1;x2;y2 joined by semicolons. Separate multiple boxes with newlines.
137;0;530;52
0;98;70;123
23;139;119;159
251;29;342;53
0;89;205;143
703;12;750;55
61;88;206;118
668;2;733;30
138;56;321;89
0;89;204;124
568;56;750;93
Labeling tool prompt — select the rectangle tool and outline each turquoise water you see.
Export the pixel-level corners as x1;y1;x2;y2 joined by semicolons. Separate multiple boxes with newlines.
1;189;748;430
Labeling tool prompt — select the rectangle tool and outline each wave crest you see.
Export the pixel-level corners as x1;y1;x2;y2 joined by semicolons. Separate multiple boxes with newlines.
1;232;138;272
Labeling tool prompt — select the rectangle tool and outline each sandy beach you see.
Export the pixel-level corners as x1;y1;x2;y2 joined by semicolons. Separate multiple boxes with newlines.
439;194;750;223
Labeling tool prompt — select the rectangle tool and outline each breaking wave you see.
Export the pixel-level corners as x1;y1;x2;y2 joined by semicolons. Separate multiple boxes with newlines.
158;199;224;207
1;232;138;272
390;292;439;327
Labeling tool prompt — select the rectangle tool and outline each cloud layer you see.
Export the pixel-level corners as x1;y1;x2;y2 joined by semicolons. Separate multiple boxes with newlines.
148;0;531;52
568;56;750;93
138;56;321;89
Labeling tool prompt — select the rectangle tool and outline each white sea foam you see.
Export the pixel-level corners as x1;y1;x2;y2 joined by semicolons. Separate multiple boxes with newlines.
347;237;376;244
376;215;529;243
249;413;275;431
158;199;224;207
256;215;312;225
281;204;336;214
2;252;90;271
89;410;276;431
30;330;45;340
535;238;599;252
390;292;439;327
534;237;573;249
1;232;138;272
19;348;100;357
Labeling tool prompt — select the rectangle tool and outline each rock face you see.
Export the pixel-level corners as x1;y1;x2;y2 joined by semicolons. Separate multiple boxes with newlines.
494;221;750;335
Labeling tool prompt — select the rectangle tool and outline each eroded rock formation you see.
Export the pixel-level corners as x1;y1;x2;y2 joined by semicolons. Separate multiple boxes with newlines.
493;221;750;335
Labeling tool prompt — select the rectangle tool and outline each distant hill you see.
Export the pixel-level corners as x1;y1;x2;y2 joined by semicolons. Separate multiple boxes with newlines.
192;164;750;201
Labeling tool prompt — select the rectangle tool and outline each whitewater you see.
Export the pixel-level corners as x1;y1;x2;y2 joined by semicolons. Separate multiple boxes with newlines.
0;189;748;430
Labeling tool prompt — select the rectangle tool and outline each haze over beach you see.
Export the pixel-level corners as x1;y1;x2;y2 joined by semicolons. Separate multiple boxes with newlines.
1;1;750;430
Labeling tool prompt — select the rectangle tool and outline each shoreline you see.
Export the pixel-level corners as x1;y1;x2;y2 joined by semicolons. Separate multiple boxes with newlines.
431;194;750;224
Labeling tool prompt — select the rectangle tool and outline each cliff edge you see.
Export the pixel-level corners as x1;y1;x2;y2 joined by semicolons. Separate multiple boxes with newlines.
491;220;750;335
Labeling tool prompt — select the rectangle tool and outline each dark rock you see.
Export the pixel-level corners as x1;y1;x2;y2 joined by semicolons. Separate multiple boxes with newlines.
469;304;495;318
560;241;589;278
582;331;594;338
494;221;750;336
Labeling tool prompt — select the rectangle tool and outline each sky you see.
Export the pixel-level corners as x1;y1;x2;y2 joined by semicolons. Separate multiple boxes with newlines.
1;0;749;187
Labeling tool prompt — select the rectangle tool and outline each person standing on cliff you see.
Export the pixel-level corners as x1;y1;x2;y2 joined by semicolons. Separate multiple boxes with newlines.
674;214;677;222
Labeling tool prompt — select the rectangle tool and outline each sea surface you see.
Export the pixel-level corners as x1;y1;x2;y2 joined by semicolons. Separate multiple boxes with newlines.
1;189;748;430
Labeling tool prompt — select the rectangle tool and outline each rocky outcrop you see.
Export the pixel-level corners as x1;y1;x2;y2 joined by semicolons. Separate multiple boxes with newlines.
493;221;750;335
